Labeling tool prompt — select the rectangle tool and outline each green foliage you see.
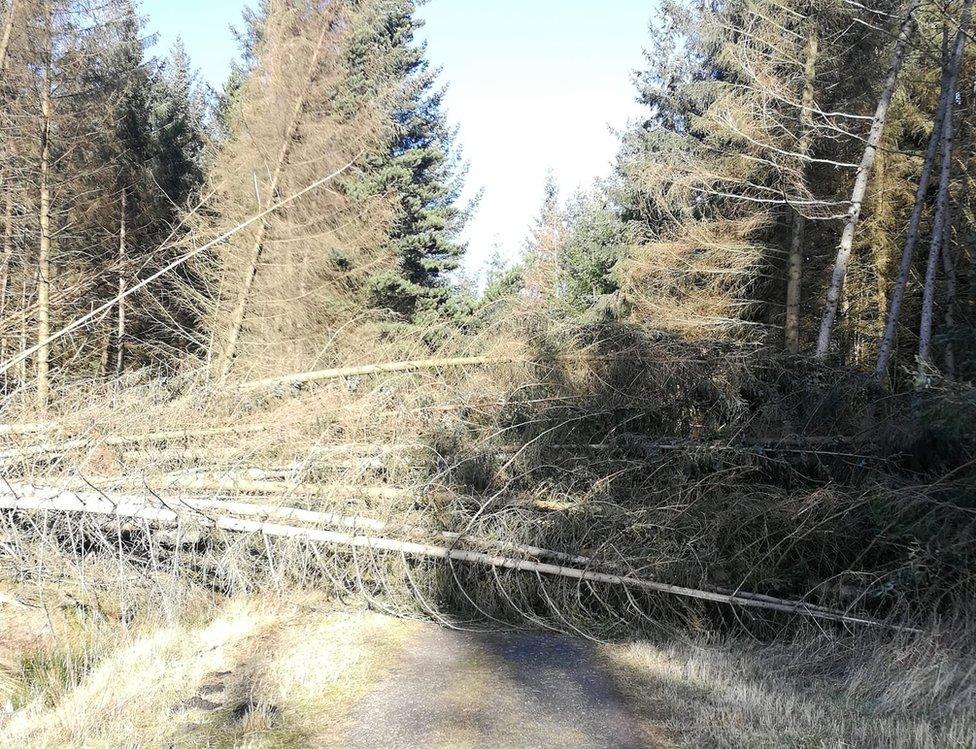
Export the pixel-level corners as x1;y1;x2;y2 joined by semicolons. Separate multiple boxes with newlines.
149;41;208;209
556;189;627;317
345;1;469;323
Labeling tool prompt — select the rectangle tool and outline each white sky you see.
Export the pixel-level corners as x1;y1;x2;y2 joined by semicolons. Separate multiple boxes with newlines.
416;1;650;274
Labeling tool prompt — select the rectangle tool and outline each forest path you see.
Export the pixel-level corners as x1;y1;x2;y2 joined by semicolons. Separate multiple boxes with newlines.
339;623;668;749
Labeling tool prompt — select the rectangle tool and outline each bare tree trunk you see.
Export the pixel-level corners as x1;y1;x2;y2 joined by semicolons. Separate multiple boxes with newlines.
17;276;26;383
97;329;110;378
0;187;11;385
918;85;957;368
217;25;331;382
36;2;52;408
875;0;972;379
815;0;921;358
785;29;818;354
115;190;126;378
0;0;16;72
940;211;957;378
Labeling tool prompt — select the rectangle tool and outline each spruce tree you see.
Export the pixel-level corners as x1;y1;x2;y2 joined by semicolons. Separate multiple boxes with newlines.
150;41;207;210
350;1;468;324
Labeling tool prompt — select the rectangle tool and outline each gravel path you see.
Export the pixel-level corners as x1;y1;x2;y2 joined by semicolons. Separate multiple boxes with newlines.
340;624;664;749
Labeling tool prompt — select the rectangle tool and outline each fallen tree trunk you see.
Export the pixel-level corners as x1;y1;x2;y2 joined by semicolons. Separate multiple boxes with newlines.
144;476;411;501
0;423;54;437
238;356;522;392
0;483;912;631
141;495;597;569
0;424;269;461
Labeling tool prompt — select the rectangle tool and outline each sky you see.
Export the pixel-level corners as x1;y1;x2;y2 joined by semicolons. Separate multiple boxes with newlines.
141;0;653;275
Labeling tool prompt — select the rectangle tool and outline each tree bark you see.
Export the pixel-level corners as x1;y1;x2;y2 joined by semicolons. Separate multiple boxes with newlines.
785;28;818;354
815;0;921;358
0;0;16;72
917;88;956;368
940;212;957;378
875;0;972;379
0;187;12;375
115;191;126;378
36;1;52;408
217;25;331;382
17;275;26;383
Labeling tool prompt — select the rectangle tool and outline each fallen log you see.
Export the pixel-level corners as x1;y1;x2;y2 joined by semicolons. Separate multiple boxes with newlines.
146;495;595;568
0;423;55;437
0;483;912;631
238;356;522;392
0;424;269;461
120;442;417;465
143;476;411;501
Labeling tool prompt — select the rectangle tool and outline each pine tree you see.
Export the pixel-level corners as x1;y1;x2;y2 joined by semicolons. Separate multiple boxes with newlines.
203;0;395;380
150;41;206;209
559;187;626;317
350;1;468;324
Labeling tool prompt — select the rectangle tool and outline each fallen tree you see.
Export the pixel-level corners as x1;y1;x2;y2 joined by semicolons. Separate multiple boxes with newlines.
0;424;269;461
238;356;522;392
0;482;911;631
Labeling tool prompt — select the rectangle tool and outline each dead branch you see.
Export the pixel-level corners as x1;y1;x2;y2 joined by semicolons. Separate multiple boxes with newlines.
238;356;522;392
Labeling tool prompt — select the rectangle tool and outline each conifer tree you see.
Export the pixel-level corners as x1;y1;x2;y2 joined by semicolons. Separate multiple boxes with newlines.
204;0;394;380
349;0;468;324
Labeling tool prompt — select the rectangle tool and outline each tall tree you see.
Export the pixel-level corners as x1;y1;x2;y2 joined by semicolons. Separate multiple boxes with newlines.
204;0;395;380
814;0;922;357
352;0;468;324
784;26;819;354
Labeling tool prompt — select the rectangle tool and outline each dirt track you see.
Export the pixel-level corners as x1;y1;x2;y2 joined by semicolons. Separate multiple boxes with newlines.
339;624;666;749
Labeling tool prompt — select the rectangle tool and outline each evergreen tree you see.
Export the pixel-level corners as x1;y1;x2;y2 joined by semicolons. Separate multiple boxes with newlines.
559;187;626;317
150;41;207;209
350;1;468;324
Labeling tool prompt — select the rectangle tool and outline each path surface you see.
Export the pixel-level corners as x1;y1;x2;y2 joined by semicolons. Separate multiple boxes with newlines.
340;624;664;749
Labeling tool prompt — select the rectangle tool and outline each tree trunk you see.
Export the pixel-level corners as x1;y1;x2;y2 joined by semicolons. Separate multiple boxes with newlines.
917;86;956;368
875;0;972;379
0;0;16;72
0;187;11;385
17;277;26;383
217;25;331;382
115;191;126;378
36;2;52;409
785;29;818;354
940;212;957;378
97;328;110;378
815;0;921;358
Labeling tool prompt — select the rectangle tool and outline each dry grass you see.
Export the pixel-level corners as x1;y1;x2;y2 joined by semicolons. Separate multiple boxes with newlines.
603;627;976;748
0;585;415;748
